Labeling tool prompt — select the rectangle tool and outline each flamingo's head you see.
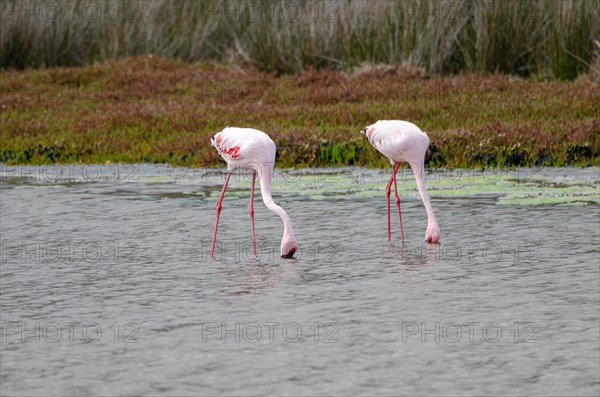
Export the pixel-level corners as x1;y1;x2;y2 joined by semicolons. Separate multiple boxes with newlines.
360;125;372;136
425;221;441;243
280;238;298;259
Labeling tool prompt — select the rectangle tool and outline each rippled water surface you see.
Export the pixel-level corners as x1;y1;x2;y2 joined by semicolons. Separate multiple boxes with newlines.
1;165;599;396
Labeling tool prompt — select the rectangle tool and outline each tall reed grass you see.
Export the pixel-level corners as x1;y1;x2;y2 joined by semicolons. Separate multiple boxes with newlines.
1;0;598;78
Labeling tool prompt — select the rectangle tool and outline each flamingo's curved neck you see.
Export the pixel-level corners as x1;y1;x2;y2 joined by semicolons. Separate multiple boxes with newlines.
411;162;438;226
258;174;296;241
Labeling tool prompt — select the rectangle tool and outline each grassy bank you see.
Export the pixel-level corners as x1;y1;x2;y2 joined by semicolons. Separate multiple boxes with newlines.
1;57;598;167
2;0;599;79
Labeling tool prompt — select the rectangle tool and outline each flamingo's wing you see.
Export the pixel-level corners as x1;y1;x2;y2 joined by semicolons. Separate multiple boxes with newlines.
366;120;429;163
212;127;276;177
212;131;246;160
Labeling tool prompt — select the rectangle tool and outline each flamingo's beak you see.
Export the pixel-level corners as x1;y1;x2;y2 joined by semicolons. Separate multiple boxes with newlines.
281;247;297;259
425;235;440;243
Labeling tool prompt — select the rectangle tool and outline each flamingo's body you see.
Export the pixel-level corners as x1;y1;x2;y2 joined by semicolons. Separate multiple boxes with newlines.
362;120;440;243
210;127;298;258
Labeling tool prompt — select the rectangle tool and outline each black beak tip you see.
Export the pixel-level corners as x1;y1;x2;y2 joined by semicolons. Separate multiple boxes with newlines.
281;249;297;259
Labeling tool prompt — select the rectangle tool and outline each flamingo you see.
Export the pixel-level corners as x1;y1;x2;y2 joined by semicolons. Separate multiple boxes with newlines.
361;120;440;243
210;127;298;259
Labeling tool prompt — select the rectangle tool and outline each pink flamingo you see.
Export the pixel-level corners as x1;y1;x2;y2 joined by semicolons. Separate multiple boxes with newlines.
361;120;440;243
210;127;298;258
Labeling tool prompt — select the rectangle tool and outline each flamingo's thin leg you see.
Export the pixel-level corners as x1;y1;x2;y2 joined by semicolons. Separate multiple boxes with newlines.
249;172;257;256
384;165;397;241
210;171;232;257
392;164;405;241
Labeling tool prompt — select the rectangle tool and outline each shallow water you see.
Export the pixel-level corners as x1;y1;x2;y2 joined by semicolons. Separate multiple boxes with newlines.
1;164;599;396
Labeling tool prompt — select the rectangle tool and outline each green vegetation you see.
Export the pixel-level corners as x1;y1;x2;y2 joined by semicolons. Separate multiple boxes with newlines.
1;57;598;167
1;0;599;79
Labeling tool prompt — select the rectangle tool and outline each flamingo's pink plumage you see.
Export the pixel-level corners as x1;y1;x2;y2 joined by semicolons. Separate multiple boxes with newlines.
362;120;441;243
210;127;298;258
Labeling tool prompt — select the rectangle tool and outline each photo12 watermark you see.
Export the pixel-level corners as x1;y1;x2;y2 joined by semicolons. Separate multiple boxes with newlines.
203;241;340;262
0;163;139;183
401;322;539;344
0;0;139;23
1;240;140;264
198;1;340;24
200;321;339;343
1;321;139;344
399;241;543;264
1;81;144;104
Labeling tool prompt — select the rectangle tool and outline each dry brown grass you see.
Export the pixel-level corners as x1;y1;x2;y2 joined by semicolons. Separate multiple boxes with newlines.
1;0;598;79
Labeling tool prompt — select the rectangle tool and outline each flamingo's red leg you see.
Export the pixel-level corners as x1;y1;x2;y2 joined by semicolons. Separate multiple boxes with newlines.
210;171;232;257
384;165;397;241
249;172;257;256
392;164;405;241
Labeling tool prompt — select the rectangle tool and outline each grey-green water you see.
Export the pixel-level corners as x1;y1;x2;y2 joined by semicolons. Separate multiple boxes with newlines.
1;165;599;396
